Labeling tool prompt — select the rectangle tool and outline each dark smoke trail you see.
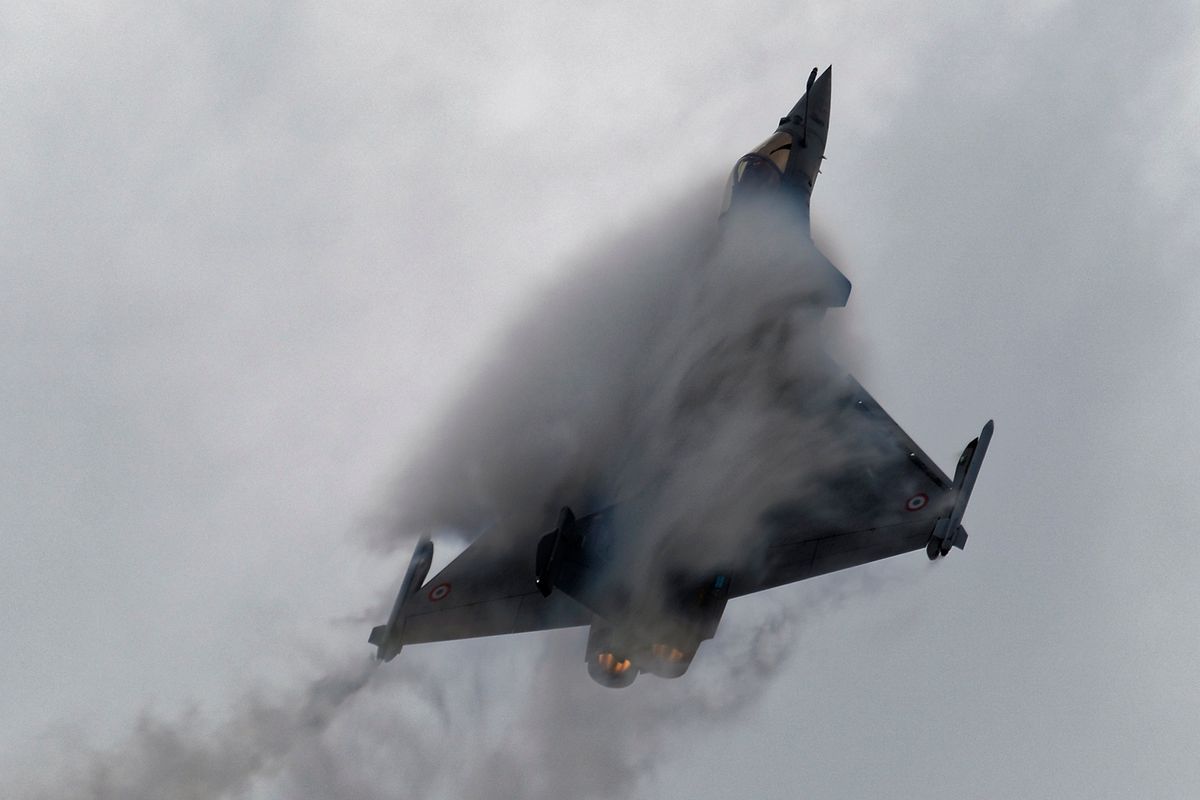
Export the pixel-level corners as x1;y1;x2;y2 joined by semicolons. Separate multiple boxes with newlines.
17;660;375;800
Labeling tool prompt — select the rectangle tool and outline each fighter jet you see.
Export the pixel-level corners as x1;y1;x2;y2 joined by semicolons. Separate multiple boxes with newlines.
370;67;993;687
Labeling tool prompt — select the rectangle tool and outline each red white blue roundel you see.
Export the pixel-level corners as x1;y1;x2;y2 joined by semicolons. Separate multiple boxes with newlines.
428;582;451;602
905;493;929;512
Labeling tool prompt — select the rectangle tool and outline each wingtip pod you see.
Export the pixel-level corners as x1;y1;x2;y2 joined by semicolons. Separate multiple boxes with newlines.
369;535;435;662
927;420;993;559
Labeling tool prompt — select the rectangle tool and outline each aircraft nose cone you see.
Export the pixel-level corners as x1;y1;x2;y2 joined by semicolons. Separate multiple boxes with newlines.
807;65;831;123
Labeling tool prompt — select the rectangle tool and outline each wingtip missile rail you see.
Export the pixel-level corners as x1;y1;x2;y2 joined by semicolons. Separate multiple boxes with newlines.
369;536;434;661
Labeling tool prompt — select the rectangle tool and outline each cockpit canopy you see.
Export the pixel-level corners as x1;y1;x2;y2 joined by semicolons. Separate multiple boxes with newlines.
720;130;796;215
752;130;794;173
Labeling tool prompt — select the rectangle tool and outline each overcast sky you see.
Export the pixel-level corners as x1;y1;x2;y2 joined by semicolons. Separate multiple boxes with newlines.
3;1;1199;798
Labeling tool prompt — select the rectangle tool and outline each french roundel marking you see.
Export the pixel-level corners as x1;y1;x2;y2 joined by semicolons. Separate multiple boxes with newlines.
428;582;451;602
905;493;929;512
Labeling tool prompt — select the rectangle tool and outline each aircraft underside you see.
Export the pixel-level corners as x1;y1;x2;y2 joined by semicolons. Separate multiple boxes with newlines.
368;65;993;687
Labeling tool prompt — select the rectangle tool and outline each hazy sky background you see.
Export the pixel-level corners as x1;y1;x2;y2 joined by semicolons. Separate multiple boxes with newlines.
3;1;1199;797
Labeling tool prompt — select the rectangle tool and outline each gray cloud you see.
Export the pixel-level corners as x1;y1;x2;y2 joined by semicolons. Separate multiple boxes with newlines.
4;0;1199;798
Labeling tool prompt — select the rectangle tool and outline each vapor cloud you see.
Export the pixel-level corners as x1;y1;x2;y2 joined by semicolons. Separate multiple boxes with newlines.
382;185;869;573
13;183;888;799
